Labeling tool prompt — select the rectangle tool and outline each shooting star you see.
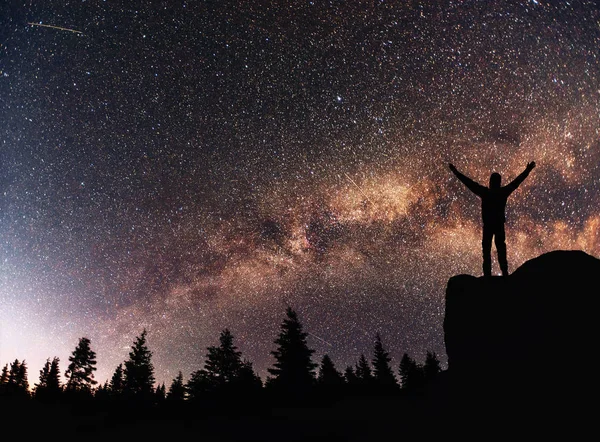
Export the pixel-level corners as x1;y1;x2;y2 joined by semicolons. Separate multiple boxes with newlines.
307;331;333;347
344;172;374;205
28;22;83;34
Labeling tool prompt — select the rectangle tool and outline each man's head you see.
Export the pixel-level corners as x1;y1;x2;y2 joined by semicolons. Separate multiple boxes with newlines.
489;172;501;188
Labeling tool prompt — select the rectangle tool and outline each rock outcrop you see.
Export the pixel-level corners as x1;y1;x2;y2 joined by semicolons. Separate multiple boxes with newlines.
444;249;598;397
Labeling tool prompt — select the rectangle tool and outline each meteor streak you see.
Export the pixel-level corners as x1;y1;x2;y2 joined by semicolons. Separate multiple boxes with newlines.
344;172;374;205
28;22;83;34
307;331;333;347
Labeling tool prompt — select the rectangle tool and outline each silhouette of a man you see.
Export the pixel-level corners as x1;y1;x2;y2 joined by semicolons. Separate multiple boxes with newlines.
449;161;535;277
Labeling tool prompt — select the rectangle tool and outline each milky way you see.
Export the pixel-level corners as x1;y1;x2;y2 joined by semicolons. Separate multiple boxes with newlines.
1;1;600;386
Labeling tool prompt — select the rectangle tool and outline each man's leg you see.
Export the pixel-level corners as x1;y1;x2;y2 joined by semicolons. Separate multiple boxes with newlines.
495;226;508;276
482;227;493;277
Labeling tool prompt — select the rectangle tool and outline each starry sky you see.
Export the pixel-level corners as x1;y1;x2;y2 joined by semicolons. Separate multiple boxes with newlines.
1;0;600;388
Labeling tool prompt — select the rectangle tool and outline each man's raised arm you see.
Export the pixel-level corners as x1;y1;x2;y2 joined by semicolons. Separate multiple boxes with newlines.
449;163;486;197
505;161;535;194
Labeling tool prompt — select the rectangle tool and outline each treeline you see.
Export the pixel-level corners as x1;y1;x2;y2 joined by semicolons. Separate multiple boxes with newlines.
0;307;442;407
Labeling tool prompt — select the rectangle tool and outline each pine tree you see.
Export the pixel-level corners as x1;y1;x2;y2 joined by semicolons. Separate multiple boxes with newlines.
267;307;317;395
355;354;373;385
94;382;110;401
155;383;166;402
35;357;62;401
344;365;359;385
18;360;30;395
0;364;8;383
123;329;156;401
65;337;97;396
399;352;414;389
167;371;186;401
317;354;345;387
47;357;62;394
371;333;398;390
192;328;262;398
36;359;51;397
204;328;243;389
109;363;125;397
37;359;51;390
0;363;8;396
186;369;215;401
235;359;263;393
423;351;442;382
316;354;345;399
398;353;424;391
6;359;30;398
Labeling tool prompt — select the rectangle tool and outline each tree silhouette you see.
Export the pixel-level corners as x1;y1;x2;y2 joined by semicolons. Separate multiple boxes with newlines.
355;354;374;387
3;359;30;398
186;368;215;402
423;351;442;382
0;364;8;381
316;354;345;398
35;359;52;392
155;383;167;403
204;328;243;390
398;353;413;388
35;357;62;402
371;333;398;390
344;365;359;385
47;357;62;394
317;354;345;387
167;371;186;401
268;307;317;396
123;329;155;401
108;363;125;398
0;364;8;396
65;338;97;397
235;359;263;393
398;353;424;392
94;382;110;401
187;328;262;400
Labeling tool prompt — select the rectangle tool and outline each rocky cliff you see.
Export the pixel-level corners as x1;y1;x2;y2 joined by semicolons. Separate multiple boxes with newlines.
443;249;598;398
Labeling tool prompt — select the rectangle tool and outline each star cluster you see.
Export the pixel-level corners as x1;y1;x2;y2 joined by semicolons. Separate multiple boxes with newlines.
1;1;600;386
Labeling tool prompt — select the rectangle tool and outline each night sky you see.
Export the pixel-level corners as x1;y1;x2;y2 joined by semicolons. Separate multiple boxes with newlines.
2;0;600;387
